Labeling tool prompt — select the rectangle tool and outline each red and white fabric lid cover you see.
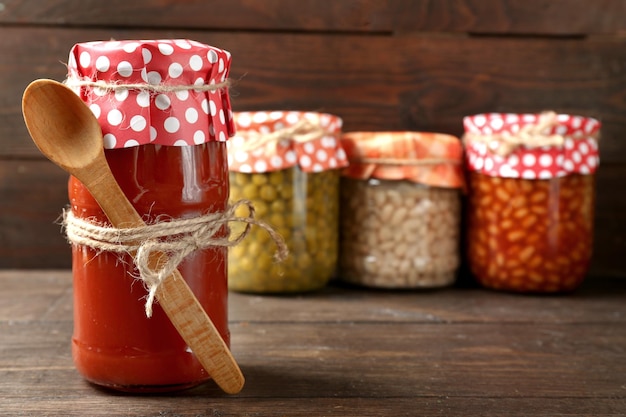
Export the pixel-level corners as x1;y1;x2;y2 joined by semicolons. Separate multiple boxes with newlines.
228;111;348;173
463;113;600;179
66;39;235;149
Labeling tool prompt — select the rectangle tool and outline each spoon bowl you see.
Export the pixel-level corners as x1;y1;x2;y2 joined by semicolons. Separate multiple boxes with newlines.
22;79;103;173
22;79;244;394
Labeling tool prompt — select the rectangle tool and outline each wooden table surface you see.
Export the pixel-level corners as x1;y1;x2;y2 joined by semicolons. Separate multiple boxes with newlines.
1;270;625;416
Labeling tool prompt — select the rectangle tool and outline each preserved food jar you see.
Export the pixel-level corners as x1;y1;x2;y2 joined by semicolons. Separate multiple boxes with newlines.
339;131;465;288
65;39;234;391
227;111;347;293
463;112;600;292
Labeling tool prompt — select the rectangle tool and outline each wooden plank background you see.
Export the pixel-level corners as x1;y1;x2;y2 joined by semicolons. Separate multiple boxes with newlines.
0;0;625;276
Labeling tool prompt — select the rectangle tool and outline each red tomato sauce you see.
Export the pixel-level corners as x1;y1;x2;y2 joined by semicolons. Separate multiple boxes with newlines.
69;142;229;392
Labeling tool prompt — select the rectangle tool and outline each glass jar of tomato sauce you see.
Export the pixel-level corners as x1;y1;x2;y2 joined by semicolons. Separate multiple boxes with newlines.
463;112;600;293
65;39;234;392
227;111;348;293
339;131;465;289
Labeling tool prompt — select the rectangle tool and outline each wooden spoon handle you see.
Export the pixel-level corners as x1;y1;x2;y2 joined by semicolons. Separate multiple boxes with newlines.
77;157;245;394
156;272;244;394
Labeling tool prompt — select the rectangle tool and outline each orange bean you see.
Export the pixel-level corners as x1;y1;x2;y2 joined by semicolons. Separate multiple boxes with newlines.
519;246;535;262
507;230;525;242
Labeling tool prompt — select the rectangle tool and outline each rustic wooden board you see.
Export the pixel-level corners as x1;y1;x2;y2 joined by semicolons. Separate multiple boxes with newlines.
2;27;626;162
1;0;625;35
0;270;72;320
2;271;625;324
2;320;626;399
0;271;625;416
1;392;624;417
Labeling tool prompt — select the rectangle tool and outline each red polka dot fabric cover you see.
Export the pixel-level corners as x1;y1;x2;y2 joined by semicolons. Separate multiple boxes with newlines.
464;113;600;179
66;39;234;149
340;131;465;189
228;111;348;173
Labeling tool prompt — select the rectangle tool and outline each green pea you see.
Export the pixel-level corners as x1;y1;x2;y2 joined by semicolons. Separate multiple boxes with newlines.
234;172;249;187
259;184;278;201
242;182;259;200
269;170;284;185
228;167;340;293
253;200;269;218
251;173;268;186
270;199;286;214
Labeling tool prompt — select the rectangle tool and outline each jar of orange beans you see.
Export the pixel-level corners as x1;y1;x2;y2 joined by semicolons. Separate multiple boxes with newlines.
463;112;600;293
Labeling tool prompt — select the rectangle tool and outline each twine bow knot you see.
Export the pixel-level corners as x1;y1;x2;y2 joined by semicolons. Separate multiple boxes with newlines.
463;111;570;156
64;200;287;317
234;119;328;153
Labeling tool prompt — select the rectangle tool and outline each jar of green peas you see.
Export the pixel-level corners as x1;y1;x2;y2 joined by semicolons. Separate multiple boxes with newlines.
227;111;348;293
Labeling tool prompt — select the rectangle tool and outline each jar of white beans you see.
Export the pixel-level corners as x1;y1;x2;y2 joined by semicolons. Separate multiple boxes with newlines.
339;131;465;289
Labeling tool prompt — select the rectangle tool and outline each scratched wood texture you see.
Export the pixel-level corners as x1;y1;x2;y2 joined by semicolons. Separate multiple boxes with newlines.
0;1;625;276
1;270;625;416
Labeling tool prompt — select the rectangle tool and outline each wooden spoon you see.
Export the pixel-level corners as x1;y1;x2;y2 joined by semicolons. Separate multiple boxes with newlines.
22;79;244;394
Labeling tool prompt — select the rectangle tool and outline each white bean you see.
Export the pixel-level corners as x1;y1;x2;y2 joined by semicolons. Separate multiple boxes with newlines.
339;178;461;288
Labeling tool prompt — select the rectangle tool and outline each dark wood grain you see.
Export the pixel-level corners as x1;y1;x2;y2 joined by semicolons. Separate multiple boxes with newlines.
2;27;626;161
1;271;625;416
0;160;70;268
3;271;625;324
2;0;626;35
1;2;625;275
3;320;625;399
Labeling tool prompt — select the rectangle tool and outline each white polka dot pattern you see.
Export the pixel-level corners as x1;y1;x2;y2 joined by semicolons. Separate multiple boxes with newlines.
464;113;600;179
67;39;234;149
228;111;347;173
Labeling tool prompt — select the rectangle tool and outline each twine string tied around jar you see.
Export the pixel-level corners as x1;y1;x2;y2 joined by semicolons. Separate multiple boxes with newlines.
234;119;328;153
354;156;462;166
462;111;599;156
63;199;288;317
64;76;231;95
